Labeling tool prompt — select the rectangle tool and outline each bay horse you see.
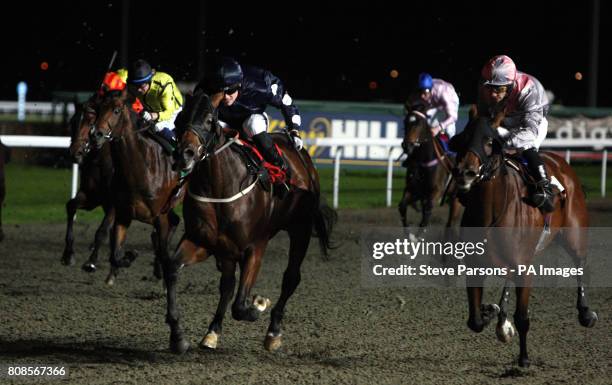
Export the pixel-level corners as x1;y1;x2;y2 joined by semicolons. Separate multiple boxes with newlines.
91;90;182;285
453;116;597;367
0;138;5;242
163;90;336;354
399;108;462;229
61;101;116;271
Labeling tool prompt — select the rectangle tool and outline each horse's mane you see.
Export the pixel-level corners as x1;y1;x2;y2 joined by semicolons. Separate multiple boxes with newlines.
174;88;212;137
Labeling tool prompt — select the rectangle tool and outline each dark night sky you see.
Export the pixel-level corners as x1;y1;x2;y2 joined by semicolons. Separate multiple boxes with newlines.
5;1;611;106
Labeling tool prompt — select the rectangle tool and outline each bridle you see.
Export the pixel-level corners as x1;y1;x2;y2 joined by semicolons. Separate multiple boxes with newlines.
91;101;150;146
461;138;509;227
180;99;225;162
405;110;455;173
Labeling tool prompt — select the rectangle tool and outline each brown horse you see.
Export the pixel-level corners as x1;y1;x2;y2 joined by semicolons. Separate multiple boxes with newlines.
91;90;182;285
163;90;336;354
62;101;116;270
0;138;6;242
399;108;462;229
453;116;597;367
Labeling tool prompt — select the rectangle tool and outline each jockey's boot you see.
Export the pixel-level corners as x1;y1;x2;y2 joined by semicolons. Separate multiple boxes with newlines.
252;132;288;173
523;148;555;213
159;128;177;148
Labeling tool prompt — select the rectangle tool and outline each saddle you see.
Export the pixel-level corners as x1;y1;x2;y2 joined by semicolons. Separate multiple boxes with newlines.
225;130;292;195
146;130;175;155
504;153;566;207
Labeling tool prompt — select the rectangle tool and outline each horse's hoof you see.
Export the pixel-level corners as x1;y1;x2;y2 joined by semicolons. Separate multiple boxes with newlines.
481;303;500;324
467;317;485;333
253;295;271;312
495;319;515;343
119;250;138;267
518;356;530;368
81;262;97;273
61;254;75;266
579;309;598;328
105;274;116;286
264;333;282;352
170;338;190;354
199;331;218;349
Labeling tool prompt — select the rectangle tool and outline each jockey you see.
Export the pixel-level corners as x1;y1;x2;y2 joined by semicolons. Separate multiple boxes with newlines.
478;54;553;212
407;73;459;140
117;59;184;144
197;57;303;171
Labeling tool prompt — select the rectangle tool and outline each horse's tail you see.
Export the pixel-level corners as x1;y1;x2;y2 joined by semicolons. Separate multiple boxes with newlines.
312;197;337;258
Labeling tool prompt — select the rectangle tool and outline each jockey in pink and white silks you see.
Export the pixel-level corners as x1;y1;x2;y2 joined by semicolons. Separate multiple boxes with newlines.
410;73;460;139
477;54;553;212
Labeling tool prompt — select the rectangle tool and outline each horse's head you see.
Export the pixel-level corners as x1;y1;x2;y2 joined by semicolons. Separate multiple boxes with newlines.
402;106;431;157
174;90;219;173
454;117;503;192
91;90;131;149
69;101;98;164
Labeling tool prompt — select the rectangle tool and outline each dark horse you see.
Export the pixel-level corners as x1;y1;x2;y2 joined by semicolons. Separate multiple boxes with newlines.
91;90;182;285
61;101;116;270
399;108;462;229
0;138;6;242
453;116;597;367
163;90;336;354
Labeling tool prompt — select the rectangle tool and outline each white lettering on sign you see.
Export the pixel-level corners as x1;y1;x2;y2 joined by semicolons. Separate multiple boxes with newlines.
330;119;403;160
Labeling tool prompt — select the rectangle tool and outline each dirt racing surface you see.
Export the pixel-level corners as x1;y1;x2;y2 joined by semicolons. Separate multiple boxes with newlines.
0;204;611;384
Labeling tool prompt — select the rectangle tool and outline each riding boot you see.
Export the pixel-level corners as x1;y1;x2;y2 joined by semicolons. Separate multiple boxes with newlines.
159;128;177;146
252;132;288;172
522;148;554;213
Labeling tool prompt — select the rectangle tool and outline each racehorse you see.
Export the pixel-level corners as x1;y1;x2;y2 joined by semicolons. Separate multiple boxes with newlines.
162;89;336;354
399;107;462;229
0;139;6;242
91;90;182;285
453;115;597;367
61;101;116;271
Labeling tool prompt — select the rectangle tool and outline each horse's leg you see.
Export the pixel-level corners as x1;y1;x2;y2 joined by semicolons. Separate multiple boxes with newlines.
419;166;437;228
495;281;515;342
561;227;598;327
232;242;270;322
167;209;181;245
466;277;499;333
82;206;115;273
200;257;237;349
514;285;531;367
445;195;462;228
61;192;86;266
152;214;173;280
560;230;598;328
105;217;132;286
165;236;209;354
419;198;433;228
265;223;311;351
398;187;411;228
466;285;484;332
0;193;3;242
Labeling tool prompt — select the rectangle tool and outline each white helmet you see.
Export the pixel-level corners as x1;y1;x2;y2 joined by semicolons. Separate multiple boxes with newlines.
481;55;517;86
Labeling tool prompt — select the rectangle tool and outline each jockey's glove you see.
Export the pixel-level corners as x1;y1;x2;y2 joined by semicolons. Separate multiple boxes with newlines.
142;111;154;122
430;125;442;136
289;129;303;151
